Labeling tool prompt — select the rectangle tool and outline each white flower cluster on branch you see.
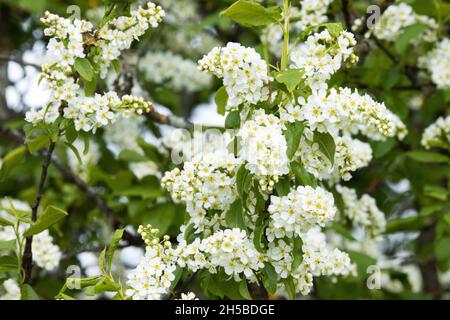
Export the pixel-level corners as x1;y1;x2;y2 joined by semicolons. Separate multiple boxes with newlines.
267;185;336;241
0;279;21;300
140;51;212;92
294;0;335;32
238;109;289;185
419;38;450;89
421;115;450;150
336;185;386;238
25;2;164;132
290;30;357;90
369;3;437;43
198;42;271;109
161;153;239;232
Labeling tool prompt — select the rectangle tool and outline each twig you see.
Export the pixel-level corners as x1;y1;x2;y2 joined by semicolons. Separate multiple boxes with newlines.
22;140;56;284
341;0;352;30
0;124;142;246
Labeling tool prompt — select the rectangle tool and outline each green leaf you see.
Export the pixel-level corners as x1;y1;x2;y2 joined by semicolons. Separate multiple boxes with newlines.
424;185;448;201
276;69;305;93
225;198;246;230
275;175;290;196
0;240;16;251
284;121;304;159
395;23;428;54
282;276;296;300
21;284;40;300
215;86;228;115
23;205;68;237
169;267;184;291
65;125;78;145
262;262;277;294
112;59;121;74
236;165;253;199
26;135;50;154
0;146;26;180
84;77;97;96
291;237;303;270
291;161;317;187
323;22;344;37
65;142;82;165
107;229;124;273
406;151;449;163
0;216;14;227
253;215;268;252
238;280;252;300
98;247;106;272
220;0;281;27
74;58;94;82
385;215;432;233
224;110;241;129
0;255;18;273
118;149;148;162
313;131;336;166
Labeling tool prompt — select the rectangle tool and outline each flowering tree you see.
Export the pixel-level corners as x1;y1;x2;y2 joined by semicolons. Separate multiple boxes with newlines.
0;0;449;300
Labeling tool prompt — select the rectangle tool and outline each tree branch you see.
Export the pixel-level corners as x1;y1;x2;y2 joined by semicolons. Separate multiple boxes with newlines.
341;0;352;30
0;124;142;247
22;140;56;284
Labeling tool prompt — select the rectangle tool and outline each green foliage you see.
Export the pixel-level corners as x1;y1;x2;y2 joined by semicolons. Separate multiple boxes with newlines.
221;0;281;27
23;205;68;237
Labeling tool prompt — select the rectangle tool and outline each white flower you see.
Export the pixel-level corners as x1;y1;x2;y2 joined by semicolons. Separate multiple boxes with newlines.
421;115;450;150
198;42;271;110
419;38;450;89
141;51;211;92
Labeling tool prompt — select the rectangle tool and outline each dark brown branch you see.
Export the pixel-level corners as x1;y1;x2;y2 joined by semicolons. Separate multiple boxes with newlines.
341;0;352;30
22;140;56;284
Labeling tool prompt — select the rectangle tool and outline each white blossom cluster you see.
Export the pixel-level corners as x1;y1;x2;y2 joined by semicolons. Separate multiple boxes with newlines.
419;38;450;89
336;185;386;237
176;228;264;282
369;3;437;43
155;0;197;24
294;0;334;32
260;24;284;57
126;226;177;300
295;131;373;181
290;30;357;90
161;129;234;163
285;87;407;140
198;42;271;109
421;115;450;150
0;279;21;300
266;186;336;241
161;153;239;231
32;230;62;271
238;109;289;186
177;292;198;300
25;3;164;132
104;114;145;153
140;51;212;92
0;199;62;271
267;228;354;296
301;228;353;277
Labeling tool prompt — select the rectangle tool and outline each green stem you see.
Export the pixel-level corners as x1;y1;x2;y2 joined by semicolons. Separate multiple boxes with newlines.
280;0;290;71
